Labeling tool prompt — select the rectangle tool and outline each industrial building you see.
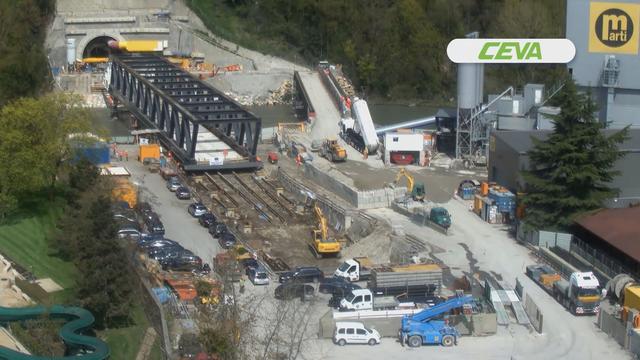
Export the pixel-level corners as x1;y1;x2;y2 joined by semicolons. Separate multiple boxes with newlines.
566;0;640;128
382;132;425;166
488;128;640;208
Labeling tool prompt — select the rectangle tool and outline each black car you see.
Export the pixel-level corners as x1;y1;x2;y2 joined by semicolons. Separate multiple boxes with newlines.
218;232;237;249
163;251;202;271
209;222;227;238
141;239;180;250
137;232;164;246
175;186;191;200
144;215;165;235
241;258;259;275
136;202;154;217
319;276;361;295
117;219;140;232
278;266;324;284
274;283;314;301
198;213;216;227
150;247;184;264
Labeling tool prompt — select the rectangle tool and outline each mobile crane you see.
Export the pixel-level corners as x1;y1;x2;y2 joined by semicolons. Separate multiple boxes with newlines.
394;168;425;201
399;294;474;347
310;204;341;259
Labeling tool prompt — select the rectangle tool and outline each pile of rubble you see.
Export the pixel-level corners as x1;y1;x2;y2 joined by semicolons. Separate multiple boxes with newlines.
224;80;293;106
336;75;355;97
83;94;106;108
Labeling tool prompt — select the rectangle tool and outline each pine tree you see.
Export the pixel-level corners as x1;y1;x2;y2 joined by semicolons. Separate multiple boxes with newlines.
522;79;629;231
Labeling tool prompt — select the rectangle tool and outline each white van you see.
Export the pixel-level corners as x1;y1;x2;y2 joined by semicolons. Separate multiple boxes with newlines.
333;321;381;346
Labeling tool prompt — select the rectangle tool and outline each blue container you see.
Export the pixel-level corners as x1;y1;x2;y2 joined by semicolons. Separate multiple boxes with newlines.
74;142;110;164
489;189;516;213
460;187;476;200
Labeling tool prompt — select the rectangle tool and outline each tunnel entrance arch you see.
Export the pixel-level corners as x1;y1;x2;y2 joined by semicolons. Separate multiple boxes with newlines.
82;35;118;58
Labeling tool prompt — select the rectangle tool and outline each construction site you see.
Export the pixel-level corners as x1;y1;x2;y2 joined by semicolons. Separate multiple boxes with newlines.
1;0;640;359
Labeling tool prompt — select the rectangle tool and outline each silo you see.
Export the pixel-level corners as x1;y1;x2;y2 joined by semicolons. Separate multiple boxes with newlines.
457;63;477;110
66;38;76;65
476;63;484;105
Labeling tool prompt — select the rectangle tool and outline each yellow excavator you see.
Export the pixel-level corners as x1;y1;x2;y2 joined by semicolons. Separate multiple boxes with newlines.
310;204;341;259
395;168;425;201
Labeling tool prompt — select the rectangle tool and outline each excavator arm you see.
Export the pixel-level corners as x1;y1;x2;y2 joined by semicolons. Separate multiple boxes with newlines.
314;205;328;242
395;168;415;192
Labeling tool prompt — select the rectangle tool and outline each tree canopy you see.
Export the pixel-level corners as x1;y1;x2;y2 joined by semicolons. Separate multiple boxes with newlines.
187;0;565;100
522;80;629;231
0;93;91;220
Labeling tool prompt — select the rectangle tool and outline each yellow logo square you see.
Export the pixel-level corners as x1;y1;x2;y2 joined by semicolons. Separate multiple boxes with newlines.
589;2;640;54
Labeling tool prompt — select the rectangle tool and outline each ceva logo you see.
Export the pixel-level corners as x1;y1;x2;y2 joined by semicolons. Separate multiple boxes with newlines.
447;39;576;63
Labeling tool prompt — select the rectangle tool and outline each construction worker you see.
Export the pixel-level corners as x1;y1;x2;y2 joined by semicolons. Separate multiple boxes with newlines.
363;148;369;160
296;154;302;167
124;151;129;161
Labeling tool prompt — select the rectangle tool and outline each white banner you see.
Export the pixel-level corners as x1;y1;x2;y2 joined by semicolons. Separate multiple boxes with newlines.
447;38;576;63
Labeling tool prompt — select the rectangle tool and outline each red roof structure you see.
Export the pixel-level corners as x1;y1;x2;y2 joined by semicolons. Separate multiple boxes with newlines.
574;207;640;262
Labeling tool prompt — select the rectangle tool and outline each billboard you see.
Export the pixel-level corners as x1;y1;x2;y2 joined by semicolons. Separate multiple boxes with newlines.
589;2;640;54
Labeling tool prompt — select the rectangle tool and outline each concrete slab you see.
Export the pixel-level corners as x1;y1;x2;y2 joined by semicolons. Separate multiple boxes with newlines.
35;278;64;293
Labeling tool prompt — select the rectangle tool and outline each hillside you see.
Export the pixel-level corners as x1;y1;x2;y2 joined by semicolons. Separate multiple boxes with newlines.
187;0;566;101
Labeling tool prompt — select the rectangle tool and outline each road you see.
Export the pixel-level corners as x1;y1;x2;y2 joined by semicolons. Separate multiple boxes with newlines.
298;71;341;140
125;156;222;265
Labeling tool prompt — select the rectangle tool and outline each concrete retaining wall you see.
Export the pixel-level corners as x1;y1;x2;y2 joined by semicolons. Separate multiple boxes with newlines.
524;294;543;333
276;168;353;230
598;309;629;348
302;162;405;209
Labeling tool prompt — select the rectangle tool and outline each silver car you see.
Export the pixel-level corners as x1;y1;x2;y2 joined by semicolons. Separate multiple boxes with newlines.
248;266;270;285
166;177;181;191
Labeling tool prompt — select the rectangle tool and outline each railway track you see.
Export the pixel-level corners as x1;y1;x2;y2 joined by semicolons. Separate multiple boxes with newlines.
231;172;288;224
203;172;239;208
250;175;295;217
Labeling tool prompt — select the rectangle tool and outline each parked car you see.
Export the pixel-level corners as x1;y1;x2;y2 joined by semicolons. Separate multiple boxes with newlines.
188;202;208;217
241;258;260;275
218;232;237;249
144;215;165;235
274;283;314;301
141;239;180;250
137;232;164;246
278;266;324;283
117;228;141;240
166;176;181;191
117;219;140;232
333;322;381;346
319;276;361;295
149;247;184;264
209;223;227;238
198;213;216;227
136;202;154;217
248;266;270;285
163;251;202;271
175;186;191;200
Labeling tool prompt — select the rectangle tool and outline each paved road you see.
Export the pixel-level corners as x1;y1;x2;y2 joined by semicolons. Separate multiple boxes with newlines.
298;71;341;140
125;158;222;265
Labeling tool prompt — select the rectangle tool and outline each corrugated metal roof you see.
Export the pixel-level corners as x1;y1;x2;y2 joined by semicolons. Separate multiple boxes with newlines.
575;207;640;262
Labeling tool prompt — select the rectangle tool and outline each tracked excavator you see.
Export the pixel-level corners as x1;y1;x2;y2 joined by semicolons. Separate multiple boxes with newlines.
310;204;341;259
394;168;425;201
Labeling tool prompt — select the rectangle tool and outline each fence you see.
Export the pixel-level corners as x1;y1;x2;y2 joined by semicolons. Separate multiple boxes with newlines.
571;236;635;280
516;223;571;251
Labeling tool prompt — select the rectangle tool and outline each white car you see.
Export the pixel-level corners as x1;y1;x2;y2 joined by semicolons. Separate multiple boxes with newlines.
248;266;270;285
333;322;381;346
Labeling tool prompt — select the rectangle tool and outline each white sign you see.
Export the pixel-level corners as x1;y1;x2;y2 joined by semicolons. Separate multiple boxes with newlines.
447;38;576;63
139;138;149;145
209;154;224;166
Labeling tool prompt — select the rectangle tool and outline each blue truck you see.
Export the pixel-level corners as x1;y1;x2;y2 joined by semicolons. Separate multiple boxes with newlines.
399;294;474;347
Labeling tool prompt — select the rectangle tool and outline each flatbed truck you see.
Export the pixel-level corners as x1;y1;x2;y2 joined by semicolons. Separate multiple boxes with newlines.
526;264;601;315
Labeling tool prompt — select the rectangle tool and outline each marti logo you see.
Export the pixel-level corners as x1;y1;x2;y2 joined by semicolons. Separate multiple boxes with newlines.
596;8;634;47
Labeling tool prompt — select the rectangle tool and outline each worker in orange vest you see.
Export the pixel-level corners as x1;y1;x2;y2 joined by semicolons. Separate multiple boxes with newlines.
296;154;302;167
363;148;369;160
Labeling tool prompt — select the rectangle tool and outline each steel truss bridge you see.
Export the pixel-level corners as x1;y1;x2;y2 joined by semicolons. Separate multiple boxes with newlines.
107;53;262;172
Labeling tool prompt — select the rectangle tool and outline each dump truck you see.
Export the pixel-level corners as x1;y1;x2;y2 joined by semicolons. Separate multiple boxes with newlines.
320;138;347;162
400;294;474;347
526;264;601;315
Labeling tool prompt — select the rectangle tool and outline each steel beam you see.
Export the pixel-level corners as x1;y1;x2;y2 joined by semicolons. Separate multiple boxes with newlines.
107;53;262;171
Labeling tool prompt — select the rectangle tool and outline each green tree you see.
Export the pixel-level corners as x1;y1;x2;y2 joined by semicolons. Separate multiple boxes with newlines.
0;93;91;219
75;194;134;328
522;80;629;230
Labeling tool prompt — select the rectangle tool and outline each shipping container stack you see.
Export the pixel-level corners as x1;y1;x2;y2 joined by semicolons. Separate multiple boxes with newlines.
473;183;516;224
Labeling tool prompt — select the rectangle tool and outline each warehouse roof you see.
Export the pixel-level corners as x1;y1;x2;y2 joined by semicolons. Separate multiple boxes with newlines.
575;207;640;262
492;128;640;154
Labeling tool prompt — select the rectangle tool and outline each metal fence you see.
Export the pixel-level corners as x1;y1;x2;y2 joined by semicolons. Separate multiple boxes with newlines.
571;236;635;280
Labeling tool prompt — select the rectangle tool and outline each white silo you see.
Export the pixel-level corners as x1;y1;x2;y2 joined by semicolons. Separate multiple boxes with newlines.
66;38;76;65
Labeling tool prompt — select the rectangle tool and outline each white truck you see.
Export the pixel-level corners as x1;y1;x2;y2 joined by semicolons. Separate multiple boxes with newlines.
334;257;374;282
339;289;400;311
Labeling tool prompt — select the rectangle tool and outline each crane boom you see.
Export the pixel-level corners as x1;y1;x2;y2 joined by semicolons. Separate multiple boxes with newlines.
395;168;415;192
408;295;473;323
